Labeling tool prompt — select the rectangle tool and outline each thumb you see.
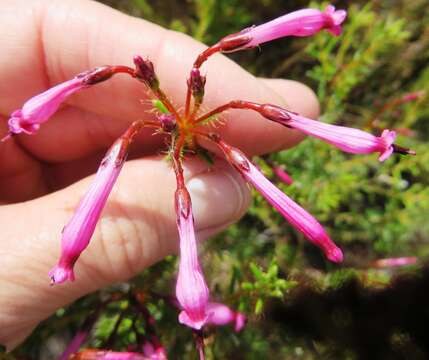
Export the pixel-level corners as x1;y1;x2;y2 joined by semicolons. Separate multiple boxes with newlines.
0;155;249;349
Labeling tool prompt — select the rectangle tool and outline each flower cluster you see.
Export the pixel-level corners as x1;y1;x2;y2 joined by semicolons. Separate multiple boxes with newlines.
2;5;415;358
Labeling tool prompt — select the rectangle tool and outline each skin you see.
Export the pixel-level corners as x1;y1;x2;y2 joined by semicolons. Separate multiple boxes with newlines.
0;0;319;350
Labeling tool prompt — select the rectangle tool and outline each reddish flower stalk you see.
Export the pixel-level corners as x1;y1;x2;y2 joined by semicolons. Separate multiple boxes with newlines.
193;331;206;360
209;134;343;263
49;120;148;284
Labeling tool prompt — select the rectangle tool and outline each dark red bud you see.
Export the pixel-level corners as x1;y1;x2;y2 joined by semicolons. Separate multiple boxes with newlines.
218;29;253;53
78;66;115;85
133;55;159;89
158;114;176;132
188;68;206;102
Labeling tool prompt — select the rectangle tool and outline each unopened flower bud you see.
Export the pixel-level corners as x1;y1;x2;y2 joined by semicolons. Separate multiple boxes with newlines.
133;55;159;90
157;114;176;133
188;68;206;104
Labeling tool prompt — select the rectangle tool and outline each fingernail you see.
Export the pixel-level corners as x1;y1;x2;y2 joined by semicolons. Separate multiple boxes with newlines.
186;167;250;231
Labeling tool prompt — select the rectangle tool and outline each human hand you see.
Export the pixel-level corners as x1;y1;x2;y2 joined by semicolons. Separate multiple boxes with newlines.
0;0;319;349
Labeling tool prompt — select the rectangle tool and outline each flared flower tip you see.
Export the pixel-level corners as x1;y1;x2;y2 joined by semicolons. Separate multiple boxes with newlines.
7;110;41;135
48;264;75;285
324;5;347;36
326;246;344;263
178;310;208;330
378;130;397;162
6;77;86;137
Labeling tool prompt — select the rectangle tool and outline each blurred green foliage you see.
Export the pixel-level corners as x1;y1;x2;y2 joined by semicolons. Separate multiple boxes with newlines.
12;0;429;359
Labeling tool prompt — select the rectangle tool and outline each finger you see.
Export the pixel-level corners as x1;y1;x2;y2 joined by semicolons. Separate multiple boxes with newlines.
0;155;250;349
0;0;319;161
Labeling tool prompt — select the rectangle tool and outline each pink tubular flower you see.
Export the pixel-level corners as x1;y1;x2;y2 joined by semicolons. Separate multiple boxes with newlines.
59;331;88;360
49;138;128;284
6;77;86;136
3;66;119;140
259;104;407;162
212;136;343;263
372;256;417;268
273;166;293;185
142;340;168;360
70;350;146;360
175;188;210;329
207;303;247;332
219;5;346;52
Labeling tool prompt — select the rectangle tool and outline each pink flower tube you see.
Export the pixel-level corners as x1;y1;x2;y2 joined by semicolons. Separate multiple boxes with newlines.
69;350;146;360
3;66;119;140
273;166;293;185
49;138;128;284
175;188;210;329
372;256;417;268
259;104;411;162
218;5;346;52
142;340;168;360
6;77;86;136
213;136;343;263
207;302;247;332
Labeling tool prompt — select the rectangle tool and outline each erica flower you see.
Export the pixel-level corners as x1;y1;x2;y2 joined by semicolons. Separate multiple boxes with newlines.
207;303;247;332
3;66;121;140
212;136;343;263
49;137;128;284
372;256;417;268
218;5;346;52
258;104;415;161
70;350;146;360
175;188;210;329
5;77;86;137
